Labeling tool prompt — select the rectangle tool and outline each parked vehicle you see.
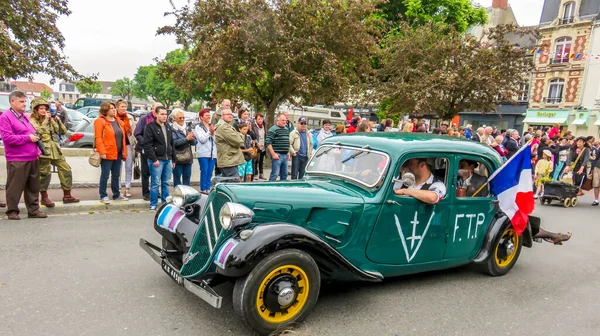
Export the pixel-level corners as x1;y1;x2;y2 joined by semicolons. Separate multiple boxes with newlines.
140;133;540;335
73;97;131;110
0;91;32;112
65;109;87;131
285;106;347;130
64;118;95;148
77;106;100;118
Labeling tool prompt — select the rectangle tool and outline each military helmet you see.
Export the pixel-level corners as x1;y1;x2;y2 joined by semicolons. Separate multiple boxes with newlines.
31;97;50;111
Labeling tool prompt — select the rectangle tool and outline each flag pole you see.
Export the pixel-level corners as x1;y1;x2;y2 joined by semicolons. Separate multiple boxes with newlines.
471;138;534;198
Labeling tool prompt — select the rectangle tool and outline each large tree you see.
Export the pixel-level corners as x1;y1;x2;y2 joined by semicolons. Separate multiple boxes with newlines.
159;0;381;125
156;49;212;109
75;76;102;98
375;23;537;119
0;0;77;82
111;77;135;102
133;64;181;108
379;0;488;33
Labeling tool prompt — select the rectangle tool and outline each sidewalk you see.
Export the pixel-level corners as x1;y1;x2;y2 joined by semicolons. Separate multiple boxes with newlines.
0;155;274;189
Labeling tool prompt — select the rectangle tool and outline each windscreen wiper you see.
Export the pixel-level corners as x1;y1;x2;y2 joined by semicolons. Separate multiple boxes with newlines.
341;145;371;164
315;142;342;158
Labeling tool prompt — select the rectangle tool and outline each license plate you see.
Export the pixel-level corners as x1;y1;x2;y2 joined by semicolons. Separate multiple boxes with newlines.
161;260;184;286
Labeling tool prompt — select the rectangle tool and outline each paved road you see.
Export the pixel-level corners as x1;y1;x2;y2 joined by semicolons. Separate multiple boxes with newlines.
1;200;599;336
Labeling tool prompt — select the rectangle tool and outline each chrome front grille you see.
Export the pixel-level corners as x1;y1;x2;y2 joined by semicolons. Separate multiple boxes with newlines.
180;191;231;277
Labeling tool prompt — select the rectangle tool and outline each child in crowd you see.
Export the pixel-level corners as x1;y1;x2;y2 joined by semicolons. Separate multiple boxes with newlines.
238;122;254;182
534;150;553;199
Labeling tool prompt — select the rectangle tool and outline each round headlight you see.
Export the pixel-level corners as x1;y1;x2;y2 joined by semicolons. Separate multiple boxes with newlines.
219;203;233;230
172;185;201;208
219;202;254;230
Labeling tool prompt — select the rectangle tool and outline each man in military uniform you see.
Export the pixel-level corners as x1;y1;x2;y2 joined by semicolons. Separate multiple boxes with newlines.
29;97;80;207
394;158;446;204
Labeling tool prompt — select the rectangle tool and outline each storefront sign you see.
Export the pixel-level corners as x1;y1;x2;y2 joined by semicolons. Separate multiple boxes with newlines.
537;111;556;118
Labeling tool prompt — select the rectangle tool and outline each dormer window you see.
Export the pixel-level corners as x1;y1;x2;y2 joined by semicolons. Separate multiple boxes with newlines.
561;2;575;24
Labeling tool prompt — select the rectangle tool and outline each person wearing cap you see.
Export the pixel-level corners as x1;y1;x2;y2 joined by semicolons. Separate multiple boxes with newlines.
0;91;47;220
30;97;80;207
534;150;554;199
289;116;313;179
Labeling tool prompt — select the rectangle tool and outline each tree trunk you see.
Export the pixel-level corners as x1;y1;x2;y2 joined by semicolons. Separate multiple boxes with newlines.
264;103;278;129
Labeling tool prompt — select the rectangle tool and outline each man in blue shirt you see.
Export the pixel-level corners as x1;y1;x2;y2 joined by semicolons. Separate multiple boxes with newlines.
289;117;313;179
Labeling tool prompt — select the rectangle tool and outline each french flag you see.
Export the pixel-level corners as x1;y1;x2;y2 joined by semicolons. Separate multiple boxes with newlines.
489;144;535;235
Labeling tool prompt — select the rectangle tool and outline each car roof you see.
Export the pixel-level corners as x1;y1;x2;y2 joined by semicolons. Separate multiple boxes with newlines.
320;132;503;166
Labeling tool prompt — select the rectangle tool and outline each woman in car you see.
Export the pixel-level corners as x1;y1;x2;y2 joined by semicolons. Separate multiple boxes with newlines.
30;97;80;207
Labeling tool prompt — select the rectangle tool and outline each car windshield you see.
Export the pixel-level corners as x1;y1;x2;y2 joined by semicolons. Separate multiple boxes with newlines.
67;110;85;121
74;118;93;132
306;145;390;187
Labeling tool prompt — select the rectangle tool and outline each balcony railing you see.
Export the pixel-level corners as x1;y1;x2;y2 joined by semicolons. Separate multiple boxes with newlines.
544;97;562;104
549;57;570;65
559;17;574;25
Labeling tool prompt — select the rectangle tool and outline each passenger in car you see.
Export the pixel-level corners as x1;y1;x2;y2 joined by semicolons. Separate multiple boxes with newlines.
458;159;489;197
393;158;446;204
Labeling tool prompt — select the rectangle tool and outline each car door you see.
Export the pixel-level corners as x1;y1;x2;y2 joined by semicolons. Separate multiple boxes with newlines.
366;153;453;265
444;155;497;260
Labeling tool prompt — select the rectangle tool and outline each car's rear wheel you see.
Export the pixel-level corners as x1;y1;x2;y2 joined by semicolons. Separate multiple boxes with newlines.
483;225;523;276
233;249;320;336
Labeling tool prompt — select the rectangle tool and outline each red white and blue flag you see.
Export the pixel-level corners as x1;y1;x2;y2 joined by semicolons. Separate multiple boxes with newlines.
489;144;535;235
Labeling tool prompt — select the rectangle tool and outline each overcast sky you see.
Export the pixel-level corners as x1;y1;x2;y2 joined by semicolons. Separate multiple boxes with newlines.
30;0;544;90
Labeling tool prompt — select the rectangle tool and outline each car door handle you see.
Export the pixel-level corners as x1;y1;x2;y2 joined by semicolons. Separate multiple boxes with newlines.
386;200;401;207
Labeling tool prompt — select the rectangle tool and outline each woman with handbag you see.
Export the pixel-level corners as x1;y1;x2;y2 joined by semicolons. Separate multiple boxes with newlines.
194;109;217;193
116;99;134;197
171;109;197;187
564;137;590;196
94;101;128;204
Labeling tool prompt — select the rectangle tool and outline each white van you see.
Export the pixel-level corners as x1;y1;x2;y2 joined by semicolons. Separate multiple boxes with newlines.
286;106;347;129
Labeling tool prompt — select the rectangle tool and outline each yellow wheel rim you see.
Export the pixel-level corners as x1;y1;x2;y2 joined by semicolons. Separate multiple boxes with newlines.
255;265;310;324
494;228;519;268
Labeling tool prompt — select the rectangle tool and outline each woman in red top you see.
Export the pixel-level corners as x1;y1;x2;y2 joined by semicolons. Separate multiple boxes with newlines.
548;123;560;139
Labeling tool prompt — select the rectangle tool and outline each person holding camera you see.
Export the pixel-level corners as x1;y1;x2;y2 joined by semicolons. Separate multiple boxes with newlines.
171;108;197;187
194;109;217;193
0;91;47;220
30;97;80;207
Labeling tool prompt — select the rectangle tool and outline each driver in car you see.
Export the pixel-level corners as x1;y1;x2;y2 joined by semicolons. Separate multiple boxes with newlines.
393;158;446;204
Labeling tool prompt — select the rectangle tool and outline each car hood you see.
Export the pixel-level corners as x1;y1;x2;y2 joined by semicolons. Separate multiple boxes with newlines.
217;180;366;224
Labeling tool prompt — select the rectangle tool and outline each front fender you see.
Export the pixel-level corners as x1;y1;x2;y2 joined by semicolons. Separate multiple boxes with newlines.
215;223;383;282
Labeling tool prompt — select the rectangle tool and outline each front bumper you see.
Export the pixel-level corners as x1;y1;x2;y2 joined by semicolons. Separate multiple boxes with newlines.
139;238;223;308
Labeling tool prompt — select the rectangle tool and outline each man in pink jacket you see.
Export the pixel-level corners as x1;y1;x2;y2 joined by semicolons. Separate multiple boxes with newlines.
0;91;47;220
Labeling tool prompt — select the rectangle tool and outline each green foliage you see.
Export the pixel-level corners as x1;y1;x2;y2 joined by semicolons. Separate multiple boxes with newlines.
76;76;102;98
111;77;135;102
187;102;203;112
379;0;488;33
157;49;212;108
374;23;538;119
40;88;53;100
159;0;382;125
133;64;181;108
0;0;78;83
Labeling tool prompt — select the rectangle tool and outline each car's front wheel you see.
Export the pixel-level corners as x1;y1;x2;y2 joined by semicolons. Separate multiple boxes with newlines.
232;249;321;336
483;225;523;276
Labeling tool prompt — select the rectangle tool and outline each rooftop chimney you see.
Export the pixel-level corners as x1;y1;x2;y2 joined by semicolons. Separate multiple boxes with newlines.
492;0;508;9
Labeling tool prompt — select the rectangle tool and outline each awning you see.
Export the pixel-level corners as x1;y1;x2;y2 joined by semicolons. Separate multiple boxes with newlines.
523;109;570;125
571;110;590;126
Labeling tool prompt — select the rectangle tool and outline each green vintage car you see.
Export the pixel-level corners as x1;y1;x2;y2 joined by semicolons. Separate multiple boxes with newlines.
140;133;539;335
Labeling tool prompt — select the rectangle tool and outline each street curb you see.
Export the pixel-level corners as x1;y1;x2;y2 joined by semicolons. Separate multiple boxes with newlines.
16;199;150;215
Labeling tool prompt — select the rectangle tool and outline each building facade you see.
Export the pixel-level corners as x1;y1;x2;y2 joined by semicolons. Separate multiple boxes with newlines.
10;80;53;97
55;82;80;104
580;15;600;123
525;0;600;137
459;0;532;133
